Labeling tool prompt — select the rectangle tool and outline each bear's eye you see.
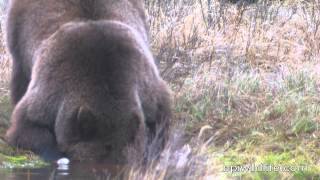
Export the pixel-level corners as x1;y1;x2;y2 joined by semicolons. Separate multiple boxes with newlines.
105;144;112;151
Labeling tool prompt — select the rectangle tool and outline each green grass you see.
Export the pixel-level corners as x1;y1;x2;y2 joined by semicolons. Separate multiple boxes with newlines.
0;0;320;179
0;92;10;137
220;148;320;179
174;68;320;179
0;155;48;169
0;85;48;169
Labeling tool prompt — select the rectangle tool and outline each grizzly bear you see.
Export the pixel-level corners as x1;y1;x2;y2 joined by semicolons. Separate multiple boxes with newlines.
5;0;171;163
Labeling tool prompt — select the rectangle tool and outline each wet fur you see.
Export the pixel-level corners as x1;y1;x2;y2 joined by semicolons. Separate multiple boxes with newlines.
5;0;171;163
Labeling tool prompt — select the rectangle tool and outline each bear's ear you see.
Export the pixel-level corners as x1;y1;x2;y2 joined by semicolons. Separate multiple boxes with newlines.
77;106;95;123
77;106;98;139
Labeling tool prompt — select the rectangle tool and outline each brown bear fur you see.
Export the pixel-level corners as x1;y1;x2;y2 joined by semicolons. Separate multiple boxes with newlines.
5;0;171;163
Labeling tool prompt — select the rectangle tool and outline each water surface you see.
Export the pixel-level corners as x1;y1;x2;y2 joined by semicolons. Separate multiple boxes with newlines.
0;162;125;180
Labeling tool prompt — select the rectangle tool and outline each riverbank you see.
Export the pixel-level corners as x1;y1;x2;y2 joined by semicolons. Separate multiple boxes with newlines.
0;0;319;179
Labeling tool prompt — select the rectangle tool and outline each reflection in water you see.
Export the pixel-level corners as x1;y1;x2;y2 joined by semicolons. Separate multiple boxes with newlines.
0;162;126;180
0;128;199;180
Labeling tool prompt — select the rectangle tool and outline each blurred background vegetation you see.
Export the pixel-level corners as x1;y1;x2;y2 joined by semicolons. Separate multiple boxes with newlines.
0;0;319;179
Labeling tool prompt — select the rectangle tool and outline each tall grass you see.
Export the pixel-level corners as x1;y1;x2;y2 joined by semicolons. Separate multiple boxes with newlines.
0;0;319;179
0;0;10;139
139;0;320;179
0;0;9;85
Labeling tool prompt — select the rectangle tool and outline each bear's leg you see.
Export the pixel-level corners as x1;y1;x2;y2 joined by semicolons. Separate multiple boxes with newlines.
10;61;29;105
6;120;62;161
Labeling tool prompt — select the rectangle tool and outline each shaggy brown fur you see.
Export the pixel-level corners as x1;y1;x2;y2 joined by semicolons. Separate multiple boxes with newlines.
5;0;171;163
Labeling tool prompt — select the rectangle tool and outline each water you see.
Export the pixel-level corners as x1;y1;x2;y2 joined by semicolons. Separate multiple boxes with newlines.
0;162;125;180
0;128;207;180
0;123;219;179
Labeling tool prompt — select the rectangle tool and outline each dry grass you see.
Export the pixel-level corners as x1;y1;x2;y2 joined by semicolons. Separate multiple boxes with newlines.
0;0;319;179
0;6;10;139
137;0;320;179
0;4;9;84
